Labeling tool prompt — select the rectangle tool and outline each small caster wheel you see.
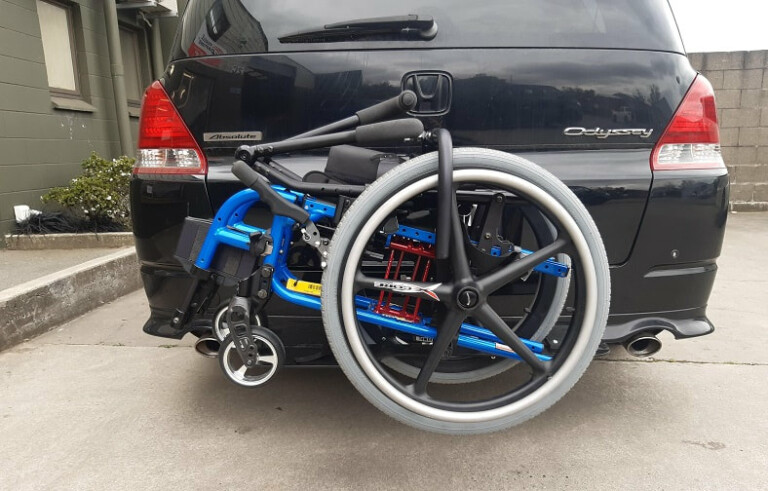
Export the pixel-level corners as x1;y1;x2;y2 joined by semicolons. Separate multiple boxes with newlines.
218;327;285;387
212;303;263;342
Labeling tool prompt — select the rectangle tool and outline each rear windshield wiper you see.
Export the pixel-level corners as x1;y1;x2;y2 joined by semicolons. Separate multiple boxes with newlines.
278;14;437;44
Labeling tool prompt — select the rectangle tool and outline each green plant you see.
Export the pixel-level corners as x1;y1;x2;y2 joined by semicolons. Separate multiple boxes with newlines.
42;152;134;227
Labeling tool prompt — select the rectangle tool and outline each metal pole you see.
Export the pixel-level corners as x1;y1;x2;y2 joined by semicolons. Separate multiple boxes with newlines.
151;18;165;79
103;0;134;157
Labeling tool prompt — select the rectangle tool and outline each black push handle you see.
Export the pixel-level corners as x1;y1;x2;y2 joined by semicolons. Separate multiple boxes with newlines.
236;118;424;162
356;90;418;125
355;118;424;145
288;90;418;140
232;160;310;224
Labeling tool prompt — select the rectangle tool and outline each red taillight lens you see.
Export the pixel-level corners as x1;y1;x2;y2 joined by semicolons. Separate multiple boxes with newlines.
135;81;206;175
651;75;724;171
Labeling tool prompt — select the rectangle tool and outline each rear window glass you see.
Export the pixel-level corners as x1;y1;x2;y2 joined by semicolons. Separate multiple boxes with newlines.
172;0;684;59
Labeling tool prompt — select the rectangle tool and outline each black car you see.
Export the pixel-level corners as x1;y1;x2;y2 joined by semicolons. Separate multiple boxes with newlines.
131;0;728;415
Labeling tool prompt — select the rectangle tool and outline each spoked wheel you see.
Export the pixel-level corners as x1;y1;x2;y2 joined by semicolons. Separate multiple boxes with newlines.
378;207;570;384
218;327;285;387
322;148;610;434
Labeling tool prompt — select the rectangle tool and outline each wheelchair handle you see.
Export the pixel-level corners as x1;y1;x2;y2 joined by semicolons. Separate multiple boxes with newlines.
232;160;311;225
355;118;424;145
286;90;417;140
235;118;424;162
356;90;418;125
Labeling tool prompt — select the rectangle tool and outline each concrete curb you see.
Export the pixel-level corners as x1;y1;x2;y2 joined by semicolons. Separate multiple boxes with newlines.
4;232;135;250
0;247;141;352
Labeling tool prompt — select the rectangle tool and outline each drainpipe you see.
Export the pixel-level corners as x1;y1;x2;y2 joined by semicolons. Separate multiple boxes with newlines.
103;0;134;157
150;18;165;79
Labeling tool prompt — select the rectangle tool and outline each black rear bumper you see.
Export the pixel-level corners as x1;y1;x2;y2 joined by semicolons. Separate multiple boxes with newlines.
131;167;729;349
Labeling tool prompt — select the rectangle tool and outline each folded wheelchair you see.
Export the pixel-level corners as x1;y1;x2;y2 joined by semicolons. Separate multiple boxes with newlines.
165;91;610;434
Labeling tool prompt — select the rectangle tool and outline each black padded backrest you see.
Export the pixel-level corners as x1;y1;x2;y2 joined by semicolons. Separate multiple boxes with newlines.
324;145;406;185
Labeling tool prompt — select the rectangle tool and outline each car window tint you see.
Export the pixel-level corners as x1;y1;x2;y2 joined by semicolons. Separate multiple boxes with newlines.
172;0;683;60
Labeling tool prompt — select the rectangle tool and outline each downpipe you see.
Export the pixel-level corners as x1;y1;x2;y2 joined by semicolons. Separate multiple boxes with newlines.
194;336;221;358
623;332;662;358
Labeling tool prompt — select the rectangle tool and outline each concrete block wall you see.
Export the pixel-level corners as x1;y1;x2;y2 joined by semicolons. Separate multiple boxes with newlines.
688;51;768;211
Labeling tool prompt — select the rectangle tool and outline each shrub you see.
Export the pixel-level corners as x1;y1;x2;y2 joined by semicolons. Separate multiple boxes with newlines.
41;152;134;230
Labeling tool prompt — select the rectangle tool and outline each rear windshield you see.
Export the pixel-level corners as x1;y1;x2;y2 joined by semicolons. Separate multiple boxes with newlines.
171;0;684;60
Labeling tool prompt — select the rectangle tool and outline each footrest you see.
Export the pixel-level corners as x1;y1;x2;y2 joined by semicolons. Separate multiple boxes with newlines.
174;217;257;285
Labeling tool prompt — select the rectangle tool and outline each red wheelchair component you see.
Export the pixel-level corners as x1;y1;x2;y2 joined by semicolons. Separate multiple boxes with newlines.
374;237;436;323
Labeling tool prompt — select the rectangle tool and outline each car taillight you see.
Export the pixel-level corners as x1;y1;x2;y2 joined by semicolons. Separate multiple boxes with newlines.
651;75;724;171
134;81;206;175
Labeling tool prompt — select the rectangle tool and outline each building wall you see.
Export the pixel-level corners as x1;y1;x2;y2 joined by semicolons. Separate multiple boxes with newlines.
0;0;156;240
688;51;768;211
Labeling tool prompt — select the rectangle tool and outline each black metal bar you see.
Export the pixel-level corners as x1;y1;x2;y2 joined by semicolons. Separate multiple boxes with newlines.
264;158;303;181
237;119;423;163
287;115;359;140
434;129;453;260
236;130;357;162
285;91;417;140
251;160;366;197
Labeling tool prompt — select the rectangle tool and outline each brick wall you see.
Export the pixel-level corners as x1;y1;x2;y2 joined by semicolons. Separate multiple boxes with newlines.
688;51;768;211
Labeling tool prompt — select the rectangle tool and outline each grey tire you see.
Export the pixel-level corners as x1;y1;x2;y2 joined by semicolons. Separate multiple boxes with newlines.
321;148;610;434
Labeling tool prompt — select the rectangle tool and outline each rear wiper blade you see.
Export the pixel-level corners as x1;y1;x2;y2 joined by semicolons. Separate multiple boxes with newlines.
278;14;437;44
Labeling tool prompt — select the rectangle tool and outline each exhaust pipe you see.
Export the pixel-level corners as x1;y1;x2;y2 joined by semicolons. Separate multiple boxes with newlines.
623;333;662;358
194;336;221;358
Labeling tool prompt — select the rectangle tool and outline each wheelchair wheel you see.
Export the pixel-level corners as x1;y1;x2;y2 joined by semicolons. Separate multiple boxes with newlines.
218;327;284;387
321;148;610;434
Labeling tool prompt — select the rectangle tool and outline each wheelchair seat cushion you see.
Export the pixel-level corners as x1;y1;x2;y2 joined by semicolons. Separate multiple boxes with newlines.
317;145;404;185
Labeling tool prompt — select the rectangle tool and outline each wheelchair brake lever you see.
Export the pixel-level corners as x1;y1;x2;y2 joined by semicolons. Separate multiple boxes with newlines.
232;161;311;225
301;222;330;268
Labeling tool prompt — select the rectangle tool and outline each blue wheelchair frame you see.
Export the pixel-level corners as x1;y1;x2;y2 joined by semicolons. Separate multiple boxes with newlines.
193;185;571;363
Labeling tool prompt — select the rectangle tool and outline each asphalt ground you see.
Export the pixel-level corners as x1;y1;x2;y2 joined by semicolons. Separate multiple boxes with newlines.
0;213;766;490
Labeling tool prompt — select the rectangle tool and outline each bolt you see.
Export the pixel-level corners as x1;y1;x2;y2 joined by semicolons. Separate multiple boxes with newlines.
671;249;679;259
552;339;559;345
495;194;503;202
484;232;492;239
257;289;268;299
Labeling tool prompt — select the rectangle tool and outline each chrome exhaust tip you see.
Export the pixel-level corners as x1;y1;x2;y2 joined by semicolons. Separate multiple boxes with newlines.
623;333;662;358
194;336;221;358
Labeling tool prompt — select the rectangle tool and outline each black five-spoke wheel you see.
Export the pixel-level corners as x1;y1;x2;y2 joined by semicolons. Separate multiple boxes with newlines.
322;148;610;434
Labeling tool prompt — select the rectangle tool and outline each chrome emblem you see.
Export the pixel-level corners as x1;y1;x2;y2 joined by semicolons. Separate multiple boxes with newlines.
564;127;653;139
203;131;263;142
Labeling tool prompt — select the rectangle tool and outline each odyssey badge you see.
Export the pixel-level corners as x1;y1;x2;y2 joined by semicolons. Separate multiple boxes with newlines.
564;127;653;139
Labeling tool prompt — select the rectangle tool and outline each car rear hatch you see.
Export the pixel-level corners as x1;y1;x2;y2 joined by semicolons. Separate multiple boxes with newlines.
152;0;694;266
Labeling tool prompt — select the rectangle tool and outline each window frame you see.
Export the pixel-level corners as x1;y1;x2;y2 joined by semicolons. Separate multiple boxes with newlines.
119;25;147;107
37;0;82;98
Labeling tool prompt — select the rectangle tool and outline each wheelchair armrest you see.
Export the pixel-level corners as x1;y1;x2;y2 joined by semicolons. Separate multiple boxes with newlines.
232;161;310;225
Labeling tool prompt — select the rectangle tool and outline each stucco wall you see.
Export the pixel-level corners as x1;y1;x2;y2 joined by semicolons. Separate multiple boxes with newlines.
0;0;153;239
